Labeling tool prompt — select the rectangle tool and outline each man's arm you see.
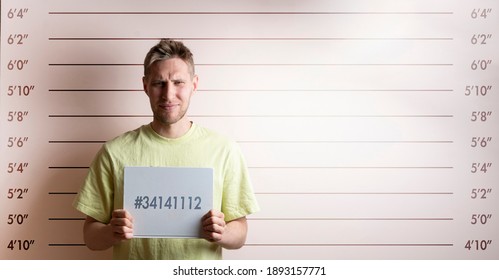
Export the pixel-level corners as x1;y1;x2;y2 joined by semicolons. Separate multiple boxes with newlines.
83;209;134;250
201;209;248;249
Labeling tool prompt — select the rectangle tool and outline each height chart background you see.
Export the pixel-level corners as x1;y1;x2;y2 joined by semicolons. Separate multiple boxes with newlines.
1;0;498;260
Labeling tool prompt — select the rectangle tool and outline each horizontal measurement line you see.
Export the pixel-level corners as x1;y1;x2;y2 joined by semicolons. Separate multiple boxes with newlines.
48;218;85;221
199;89;455;92
47;114;454;118
209;63;455;66
48;140;453;144
47;191;453;195
49;166;89;169
48;88;454;93
48;63;453;67
48;11;454;15
48;192;78;195
48;243;86;247
250;167;454;169
255;192;454;195
239;140;453;144
49;63;139;66
48;166;453;170
49;141;106;144
249;218;453;221
49;89;142;92
48;37;453;41
245;243;453;247
49;114;151;118
192;115;455;118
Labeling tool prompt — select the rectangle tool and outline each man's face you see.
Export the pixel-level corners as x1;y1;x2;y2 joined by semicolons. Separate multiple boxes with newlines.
143;58;198;126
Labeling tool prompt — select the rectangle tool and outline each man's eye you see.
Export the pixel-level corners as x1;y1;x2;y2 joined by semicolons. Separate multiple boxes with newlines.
173;81;185;86
152;81;165;87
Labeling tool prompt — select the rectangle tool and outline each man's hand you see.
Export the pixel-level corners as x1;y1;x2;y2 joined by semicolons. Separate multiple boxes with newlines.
201;209;226;242
83;209;134;251
110;209;134;241
201;209;248;249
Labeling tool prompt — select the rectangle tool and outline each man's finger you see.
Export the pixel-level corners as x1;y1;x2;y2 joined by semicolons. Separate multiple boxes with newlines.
112;209;134;222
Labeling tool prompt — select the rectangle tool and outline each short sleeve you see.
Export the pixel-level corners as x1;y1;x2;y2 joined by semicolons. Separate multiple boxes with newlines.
72;145;115;223
221;141;260;221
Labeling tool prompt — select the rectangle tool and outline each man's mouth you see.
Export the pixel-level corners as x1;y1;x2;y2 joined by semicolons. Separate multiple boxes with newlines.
160;103;178;111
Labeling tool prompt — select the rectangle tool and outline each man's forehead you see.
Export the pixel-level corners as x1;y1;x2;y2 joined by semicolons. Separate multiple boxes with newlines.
148;58;193;77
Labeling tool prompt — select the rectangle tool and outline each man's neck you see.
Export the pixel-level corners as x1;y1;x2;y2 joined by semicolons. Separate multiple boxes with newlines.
150;118;192;139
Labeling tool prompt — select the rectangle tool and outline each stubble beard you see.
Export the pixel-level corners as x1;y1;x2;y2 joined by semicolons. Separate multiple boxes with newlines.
154;104;188;126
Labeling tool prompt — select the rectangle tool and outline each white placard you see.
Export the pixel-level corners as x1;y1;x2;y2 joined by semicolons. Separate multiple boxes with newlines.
124;167;213;238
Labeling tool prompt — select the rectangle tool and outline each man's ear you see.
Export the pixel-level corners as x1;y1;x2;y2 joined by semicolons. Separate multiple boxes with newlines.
142;76;150;96
192;75;199;94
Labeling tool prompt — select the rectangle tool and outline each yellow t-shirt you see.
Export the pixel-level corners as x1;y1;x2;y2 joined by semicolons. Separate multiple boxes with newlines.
73;123;259;259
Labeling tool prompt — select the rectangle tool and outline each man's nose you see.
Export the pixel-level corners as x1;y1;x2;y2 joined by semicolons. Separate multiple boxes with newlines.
161;82;175;100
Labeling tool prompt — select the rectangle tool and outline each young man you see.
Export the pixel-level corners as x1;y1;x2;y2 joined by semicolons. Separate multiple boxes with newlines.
73;39;259;259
